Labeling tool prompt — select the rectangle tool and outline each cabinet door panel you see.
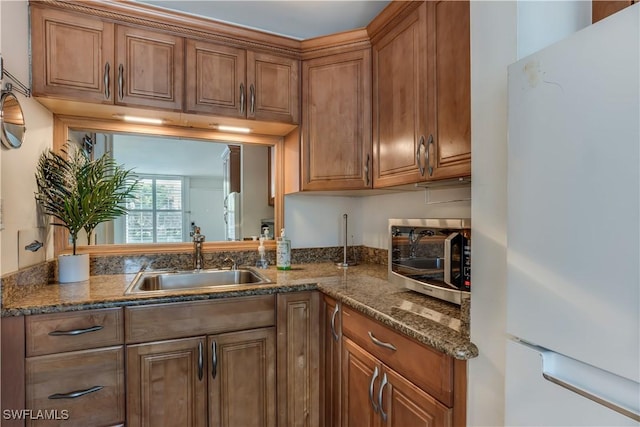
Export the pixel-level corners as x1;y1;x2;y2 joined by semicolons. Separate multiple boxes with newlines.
208;328;276;427
116;26;183;110
384;367;452;427
428;0;471;180
342;337;380;427
248;51;299;123
322;297;342;427
373;3;428;188
185;39;246;117
276;291;321;427
302;49;372;190
31;7;114;103
126;337;207;427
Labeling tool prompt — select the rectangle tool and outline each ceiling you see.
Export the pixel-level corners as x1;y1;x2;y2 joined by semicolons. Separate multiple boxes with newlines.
136;1;392;40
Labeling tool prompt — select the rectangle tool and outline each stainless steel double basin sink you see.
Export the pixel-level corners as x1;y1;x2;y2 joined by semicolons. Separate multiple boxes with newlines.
125;268;271;295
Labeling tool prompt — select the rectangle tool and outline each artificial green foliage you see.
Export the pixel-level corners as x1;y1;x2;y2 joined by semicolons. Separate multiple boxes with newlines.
34;144;138;254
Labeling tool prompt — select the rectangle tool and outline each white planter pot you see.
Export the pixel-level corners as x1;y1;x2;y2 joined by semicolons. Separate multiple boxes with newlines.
58;253;90;283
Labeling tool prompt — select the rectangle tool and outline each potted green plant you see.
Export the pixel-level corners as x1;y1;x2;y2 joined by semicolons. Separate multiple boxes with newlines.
35;143;138;282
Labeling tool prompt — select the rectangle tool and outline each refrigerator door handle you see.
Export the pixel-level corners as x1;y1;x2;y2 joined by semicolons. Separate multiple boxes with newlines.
542;371;640;422
523;340;640;422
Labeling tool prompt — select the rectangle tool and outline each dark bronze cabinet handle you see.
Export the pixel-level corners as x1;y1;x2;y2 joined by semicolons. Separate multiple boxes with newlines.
239;83;245;114
365;154;370;186
118;64;124;100
198;341;204;381
104;62;110;100
368;331;397;351
417;135;426;176
48;325;103;336
378;373;388;421
211;340;218;379
426;134;434;176
330;303;340;342
369;366;379;413
249;84;255;114
48;385;103;400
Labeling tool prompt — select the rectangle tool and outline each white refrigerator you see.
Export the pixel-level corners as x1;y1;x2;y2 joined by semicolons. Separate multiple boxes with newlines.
506;4;640;426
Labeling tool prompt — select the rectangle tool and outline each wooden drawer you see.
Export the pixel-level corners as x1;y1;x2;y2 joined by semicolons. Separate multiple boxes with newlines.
25;308;123;357
341;306;454;406
125;295;276;343
25;346;125;427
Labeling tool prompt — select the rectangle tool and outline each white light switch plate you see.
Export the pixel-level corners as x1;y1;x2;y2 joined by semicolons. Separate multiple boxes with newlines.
18;228;46;269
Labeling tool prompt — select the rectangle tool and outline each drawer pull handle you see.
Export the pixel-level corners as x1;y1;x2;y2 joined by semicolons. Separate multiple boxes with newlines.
378;373;389;421
48;325;104;336
330;303;340;342
369;365;379;413
368;331;397;351
48;385;103;400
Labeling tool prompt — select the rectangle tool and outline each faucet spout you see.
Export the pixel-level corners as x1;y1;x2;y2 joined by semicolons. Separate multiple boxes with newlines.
192;227;205;270
222;256;238;271
408;228;435;258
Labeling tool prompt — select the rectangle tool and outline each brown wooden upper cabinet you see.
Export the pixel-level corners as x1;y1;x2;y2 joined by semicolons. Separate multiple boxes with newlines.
592;0;636;22
301;48;372;190
185;39;300;124
31;6;183;111
371;0;470;188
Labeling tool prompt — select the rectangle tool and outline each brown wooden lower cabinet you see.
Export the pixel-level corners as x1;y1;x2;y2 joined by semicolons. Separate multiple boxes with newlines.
208;328;276;427
342;337;451;427
321;296;342;427
276;291;321;427
126;328;276;427
126;336;208;427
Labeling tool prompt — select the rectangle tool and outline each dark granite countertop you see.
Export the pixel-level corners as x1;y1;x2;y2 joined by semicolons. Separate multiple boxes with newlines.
1;263;478;360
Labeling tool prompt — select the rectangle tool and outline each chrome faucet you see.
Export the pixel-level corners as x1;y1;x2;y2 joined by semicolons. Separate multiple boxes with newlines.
408;228;435;258
222;256;238;271
192;226;205;270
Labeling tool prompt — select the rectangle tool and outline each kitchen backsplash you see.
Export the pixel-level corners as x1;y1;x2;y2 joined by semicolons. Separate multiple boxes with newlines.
0;246;389;292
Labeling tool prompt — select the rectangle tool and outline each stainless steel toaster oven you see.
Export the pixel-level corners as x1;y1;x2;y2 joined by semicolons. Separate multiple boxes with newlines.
388;218;471;305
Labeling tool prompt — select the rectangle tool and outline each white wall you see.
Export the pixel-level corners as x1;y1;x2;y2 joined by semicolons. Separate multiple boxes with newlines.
468;1;590;425
242;144;275;237
0;0;53;275
468;3;516;425
285;188;470;249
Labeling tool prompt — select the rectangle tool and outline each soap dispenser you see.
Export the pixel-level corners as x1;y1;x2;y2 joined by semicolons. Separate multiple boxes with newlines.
276;228;291;270
256;237;268;269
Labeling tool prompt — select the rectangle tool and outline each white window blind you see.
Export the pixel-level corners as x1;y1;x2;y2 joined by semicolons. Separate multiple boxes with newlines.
126;177;184;243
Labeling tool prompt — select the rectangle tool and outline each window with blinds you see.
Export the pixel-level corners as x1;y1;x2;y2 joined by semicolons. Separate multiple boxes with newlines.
126;176;184;243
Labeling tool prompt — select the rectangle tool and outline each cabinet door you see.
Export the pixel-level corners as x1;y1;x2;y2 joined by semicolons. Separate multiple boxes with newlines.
30;6;114;103
276;291;321;427
342;337;381;427
247;51;300;123
592;1;635;23
382;367;452;427
126;337;207;427
185;39;247;117
372;2;428;188
426;0;471;181
302;49;372;190
208;328;276;427
322;297;342;427
115;25;184;110
25;346;124;427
